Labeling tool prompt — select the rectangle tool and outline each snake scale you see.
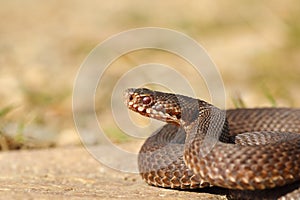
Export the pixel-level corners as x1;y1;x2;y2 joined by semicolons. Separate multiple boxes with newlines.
124;88;300;200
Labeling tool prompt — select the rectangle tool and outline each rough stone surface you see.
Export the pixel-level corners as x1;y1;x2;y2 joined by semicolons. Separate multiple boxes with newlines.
0;146;226;200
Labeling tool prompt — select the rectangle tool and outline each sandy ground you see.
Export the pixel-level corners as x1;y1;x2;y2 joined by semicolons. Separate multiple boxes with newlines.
0;145;226;200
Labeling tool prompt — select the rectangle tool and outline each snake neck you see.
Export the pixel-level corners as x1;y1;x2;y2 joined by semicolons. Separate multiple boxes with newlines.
178;98;230;143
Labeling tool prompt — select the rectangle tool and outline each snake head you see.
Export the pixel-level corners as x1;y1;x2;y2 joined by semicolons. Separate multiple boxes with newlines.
124;88;181;124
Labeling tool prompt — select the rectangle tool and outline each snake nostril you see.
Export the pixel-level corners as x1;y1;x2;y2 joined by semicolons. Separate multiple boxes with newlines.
129;95;134;101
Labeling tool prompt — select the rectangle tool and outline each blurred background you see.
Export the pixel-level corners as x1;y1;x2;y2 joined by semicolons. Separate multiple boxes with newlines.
0;0;299;150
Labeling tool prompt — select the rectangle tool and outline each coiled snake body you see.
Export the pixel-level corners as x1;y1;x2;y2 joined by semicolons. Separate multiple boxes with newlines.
124;88;300;199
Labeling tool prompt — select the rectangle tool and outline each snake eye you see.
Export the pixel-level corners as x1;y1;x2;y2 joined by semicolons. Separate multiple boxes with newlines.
142;96;152;105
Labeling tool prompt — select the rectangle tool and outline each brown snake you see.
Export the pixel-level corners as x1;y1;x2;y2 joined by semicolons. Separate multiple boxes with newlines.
124;88;300;199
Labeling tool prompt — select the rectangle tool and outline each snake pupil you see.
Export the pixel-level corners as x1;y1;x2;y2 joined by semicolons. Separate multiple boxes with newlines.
142;96;151;105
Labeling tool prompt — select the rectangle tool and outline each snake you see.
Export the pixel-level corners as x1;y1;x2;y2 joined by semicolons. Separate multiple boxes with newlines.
124;88;300;200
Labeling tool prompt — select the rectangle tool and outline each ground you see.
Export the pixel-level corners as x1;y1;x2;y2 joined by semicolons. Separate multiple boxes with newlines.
0;145;226;200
